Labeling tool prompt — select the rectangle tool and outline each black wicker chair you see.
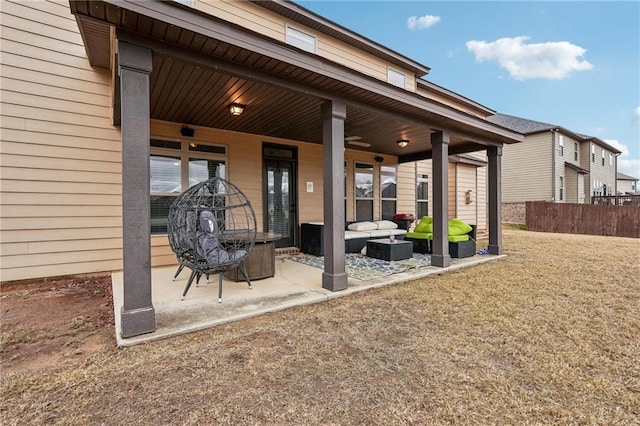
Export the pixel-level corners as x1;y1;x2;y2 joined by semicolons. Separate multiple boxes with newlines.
167;177;257;302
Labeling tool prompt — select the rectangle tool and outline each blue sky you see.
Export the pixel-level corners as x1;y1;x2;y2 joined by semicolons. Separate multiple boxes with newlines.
299;1;640;178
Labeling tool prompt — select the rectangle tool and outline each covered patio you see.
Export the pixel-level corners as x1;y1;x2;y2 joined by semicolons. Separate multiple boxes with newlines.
112;251;505;346
70;0;522;340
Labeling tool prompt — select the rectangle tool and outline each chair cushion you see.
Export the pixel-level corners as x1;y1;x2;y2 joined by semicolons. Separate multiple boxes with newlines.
448;218;473;236
406;232;432;240
413;216;433;233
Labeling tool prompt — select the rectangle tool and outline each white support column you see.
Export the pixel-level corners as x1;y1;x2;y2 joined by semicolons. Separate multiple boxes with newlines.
118;40;155;338
431;131;451;268
321;100;348;291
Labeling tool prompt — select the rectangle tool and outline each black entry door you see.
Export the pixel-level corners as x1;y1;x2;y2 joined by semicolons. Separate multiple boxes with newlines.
263;146;297;248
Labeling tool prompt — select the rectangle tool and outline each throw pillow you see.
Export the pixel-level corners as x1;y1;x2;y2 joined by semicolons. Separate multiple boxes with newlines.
413;216;433;233
448;218;473;236
374;220;398;230
347;221;378;231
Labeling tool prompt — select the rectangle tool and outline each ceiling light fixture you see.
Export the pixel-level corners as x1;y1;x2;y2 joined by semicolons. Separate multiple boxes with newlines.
396;139;409;148
228;103;246;116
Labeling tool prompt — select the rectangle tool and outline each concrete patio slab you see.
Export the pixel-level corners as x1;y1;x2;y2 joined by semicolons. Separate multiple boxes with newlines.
112;253;505;346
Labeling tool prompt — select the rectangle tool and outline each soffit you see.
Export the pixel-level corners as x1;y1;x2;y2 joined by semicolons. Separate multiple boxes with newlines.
70;0;522;158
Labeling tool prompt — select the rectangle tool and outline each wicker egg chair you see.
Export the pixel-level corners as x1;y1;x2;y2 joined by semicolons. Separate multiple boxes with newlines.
167;177;257;302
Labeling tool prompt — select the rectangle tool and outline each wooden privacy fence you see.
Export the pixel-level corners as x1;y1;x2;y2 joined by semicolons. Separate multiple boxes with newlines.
526;201;640;238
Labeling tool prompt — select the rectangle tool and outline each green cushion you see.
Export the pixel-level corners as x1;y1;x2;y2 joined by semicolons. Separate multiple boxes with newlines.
413;216;433;233
448;234;469;243
406;232;432;240
448;218;473;236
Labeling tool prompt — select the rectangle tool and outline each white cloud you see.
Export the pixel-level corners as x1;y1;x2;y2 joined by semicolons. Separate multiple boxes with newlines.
407;15;441;30
465;36;593;80
605;139;640;178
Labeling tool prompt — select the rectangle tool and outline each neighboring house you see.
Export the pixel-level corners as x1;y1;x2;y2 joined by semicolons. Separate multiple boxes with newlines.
487;113;621;222
1;0;522;338
617;172;639;195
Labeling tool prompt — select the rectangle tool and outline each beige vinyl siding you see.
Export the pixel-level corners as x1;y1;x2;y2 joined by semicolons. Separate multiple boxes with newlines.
580;142;593;200
557;133;583;203
501;132;553;202
197;0;416;91
455;164;477;225
448;163;456;219
565;166;578;203
0;0;122;282
476;166;487;234
589;143;617;197
416;86;487;118
396;162;415;215
617;178;636;194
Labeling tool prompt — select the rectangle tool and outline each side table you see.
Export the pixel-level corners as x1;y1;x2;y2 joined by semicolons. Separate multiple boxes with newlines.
223;232;280;281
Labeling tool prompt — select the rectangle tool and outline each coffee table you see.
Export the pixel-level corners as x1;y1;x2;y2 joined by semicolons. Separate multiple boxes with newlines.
366;238;413;261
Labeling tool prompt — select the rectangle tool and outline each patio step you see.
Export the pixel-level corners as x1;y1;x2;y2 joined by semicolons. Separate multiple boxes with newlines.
275;247;300;256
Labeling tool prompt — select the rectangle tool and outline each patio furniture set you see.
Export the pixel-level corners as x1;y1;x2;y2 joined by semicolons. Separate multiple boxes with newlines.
300;216;477;262
167;177;477;304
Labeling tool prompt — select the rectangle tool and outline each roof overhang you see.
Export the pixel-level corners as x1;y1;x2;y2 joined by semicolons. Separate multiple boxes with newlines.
565;162;590;174
70;0;523;158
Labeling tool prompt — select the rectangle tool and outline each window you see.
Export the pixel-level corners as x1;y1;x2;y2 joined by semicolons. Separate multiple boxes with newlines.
354;162;374;221
416;173;429;218
173;0;194;6
380;166;397;220
387;68;406;89
150;138;226;234
559;176;564;201
285;26;316;53
591;144;595;162
558;135;564;156
609;153;613;166
602;149;605;166
574;143;578;161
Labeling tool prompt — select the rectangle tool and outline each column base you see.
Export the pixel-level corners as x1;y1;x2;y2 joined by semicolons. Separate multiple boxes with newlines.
322;272;348;291
431;254;451;268
488;245;503;255
120;305;156;338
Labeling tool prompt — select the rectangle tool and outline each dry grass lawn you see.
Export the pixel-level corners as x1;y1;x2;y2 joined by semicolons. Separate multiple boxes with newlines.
1;230;639;424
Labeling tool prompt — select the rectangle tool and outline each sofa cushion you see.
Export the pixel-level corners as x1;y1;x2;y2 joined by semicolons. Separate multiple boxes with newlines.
448;234;469;243
413;216;433;233
374;220;398;230
448;218;473;236
345;230;370;240
368;229;406;238
347;221;378;231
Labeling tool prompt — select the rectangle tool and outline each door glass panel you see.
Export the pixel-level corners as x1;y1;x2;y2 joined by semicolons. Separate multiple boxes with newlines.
267;163;290;239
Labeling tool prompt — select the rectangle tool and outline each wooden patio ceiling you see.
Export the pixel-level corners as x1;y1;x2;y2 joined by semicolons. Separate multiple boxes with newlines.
70;0;522;160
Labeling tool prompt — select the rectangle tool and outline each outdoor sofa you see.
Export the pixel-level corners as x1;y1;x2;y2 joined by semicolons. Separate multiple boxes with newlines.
300;221;407;256
404;217;477;258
